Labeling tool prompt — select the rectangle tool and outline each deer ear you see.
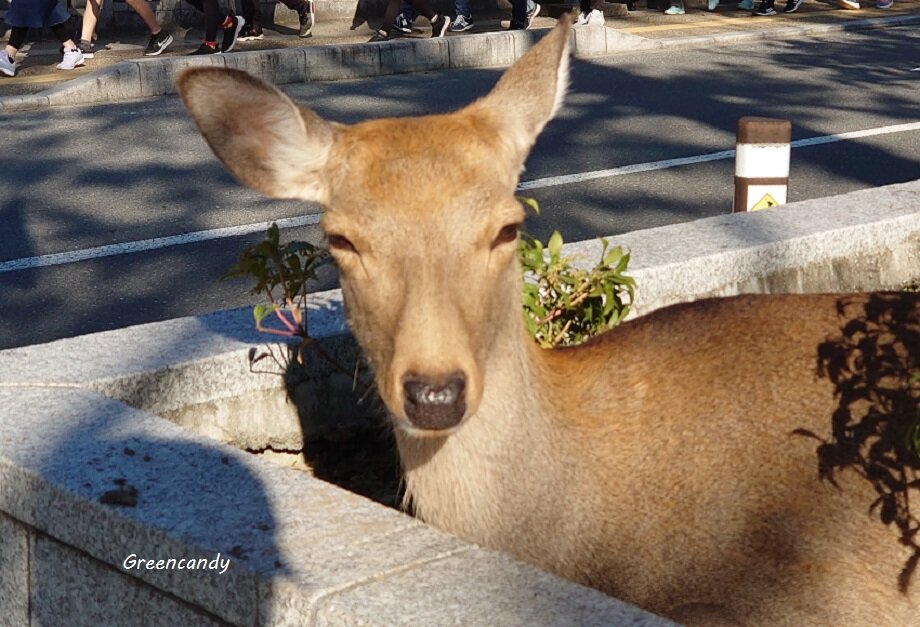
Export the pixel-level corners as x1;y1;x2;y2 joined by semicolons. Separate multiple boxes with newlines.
177;67;337;203
468;15;571;167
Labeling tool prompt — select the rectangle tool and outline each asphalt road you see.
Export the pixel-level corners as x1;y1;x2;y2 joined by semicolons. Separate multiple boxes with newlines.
1;26;918;350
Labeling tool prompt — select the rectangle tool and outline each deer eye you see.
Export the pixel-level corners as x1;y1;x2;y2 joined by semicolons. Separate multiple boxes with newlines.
327;234;357;254
491;223;521;249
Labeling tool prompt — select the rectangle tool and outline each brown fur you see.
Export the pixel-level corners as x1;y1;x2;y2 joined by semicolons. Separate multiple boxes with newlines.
178;18;920;625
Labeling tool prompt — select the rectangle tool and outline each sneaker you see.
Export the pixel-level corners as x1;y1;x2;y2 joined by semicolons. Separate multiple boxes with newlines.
431;13;449;37
77;39;95;59
368;29;390;42
708;0;720;8
507;19;526;29
738;0;754;8
299;0;315;37
190;42;220;55
393;13;414;34
753;0;777;13
573;11;589;24
0;51;16;77
221;15;245;53
664;2;686;13
783;0;803;11
526;3;541;28
237;24;265;41
836;0;860;8
57;48;85;70
875;0;893;6
585;8;605;23
143;30;173;56
449;14;474;31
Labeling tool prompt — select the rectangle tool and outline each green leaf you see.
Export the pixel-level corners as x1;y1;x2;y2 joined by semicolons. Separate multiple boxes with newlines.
517;196;540;215
253;303;277;325
547;230;563;259
603;245;624;268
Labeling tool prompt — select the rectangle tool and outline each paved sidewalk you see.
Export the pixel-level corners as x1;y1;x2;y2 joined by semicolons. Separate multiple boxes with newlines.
0;0;917;101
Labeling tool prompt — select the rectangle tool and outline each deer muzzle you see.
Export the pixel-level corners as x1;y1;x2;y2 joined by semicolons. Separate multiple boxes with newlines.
402;373;467;431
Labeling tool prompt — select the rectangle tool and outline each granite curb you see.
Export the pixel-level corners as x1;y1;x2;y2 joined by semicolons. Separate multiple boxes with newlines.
1;12;918;112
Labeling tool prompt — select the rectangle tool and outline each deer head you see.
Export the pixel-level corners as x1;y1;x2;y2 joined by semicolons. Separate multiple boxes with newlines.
179;19;571;437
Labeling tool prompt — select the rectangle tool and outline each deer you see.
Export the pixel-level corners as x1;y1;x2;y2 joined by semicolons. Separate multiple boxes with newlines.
178;16;920;626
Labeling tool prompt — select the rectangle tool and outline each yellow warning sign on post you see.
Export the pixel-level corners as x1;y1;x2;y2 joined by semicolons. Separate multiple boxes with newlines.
751;193;779;211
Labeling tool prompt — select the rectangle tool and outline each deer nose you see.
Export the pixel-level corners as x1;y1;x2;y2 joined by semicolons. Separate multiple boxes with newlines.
402;373;467;431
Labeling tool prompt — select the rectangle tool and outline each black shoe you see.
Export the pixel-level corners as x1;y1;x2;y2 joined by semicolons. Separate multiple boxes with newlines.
393;13;414;34
507;19;526;30
783;0;803;11
221;15;245;53
526;3;541;28
299;0;315;37
77;39;95;59
368;29;390;42
430;14;449;37
238;24;265;41
753;0;776;13
144;30;173;56
190;42;220;55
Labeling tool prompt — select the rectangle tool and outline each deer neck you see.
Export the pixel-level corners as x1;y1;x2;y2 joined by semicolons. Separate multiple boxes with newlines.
394;307;561;547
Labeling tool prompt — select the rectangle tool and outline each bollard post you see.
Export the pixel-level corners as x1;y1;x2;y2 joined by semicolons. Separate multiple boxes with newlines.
733;117;792;213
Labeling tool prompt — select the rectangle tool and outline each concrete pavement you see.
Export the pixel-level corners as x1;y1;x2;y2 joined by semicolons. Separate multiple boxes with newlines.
1;0;918;109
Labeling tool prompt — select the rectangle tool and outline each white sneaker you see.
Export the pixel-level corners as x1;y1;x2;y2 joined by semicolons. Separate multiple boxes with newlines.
573;11;589;25
57;48;85;71
585;8;605;24
0;51;16;77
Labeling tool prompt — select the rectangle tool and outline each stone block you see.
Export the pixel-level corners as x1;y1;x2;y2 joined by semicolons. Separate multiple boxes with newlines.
0;513;29;627
219;48;310;85
313;547;678;626
448;31;516;69
30;533;227;627
604;27;657;53
379;37;449;75
45;61;143;106
136;54;226;98
571;22;607;57
259;523;470;624
0;94;51;112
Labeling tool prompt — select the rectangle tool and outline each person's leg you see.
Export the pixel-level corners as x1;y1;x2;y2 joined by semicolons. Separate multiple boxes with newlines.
373;0;405;39
126;0;174;55
279;0;308;13
524;0;540;27
238;0;264;39
394;3;417;34
125;0;163;34
449;0;473;31
508;0;526;28
278;0;314;38
1;26;27;76
199;0;221;42
408;0;448;36
81;0;101;43
50;22;85;70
